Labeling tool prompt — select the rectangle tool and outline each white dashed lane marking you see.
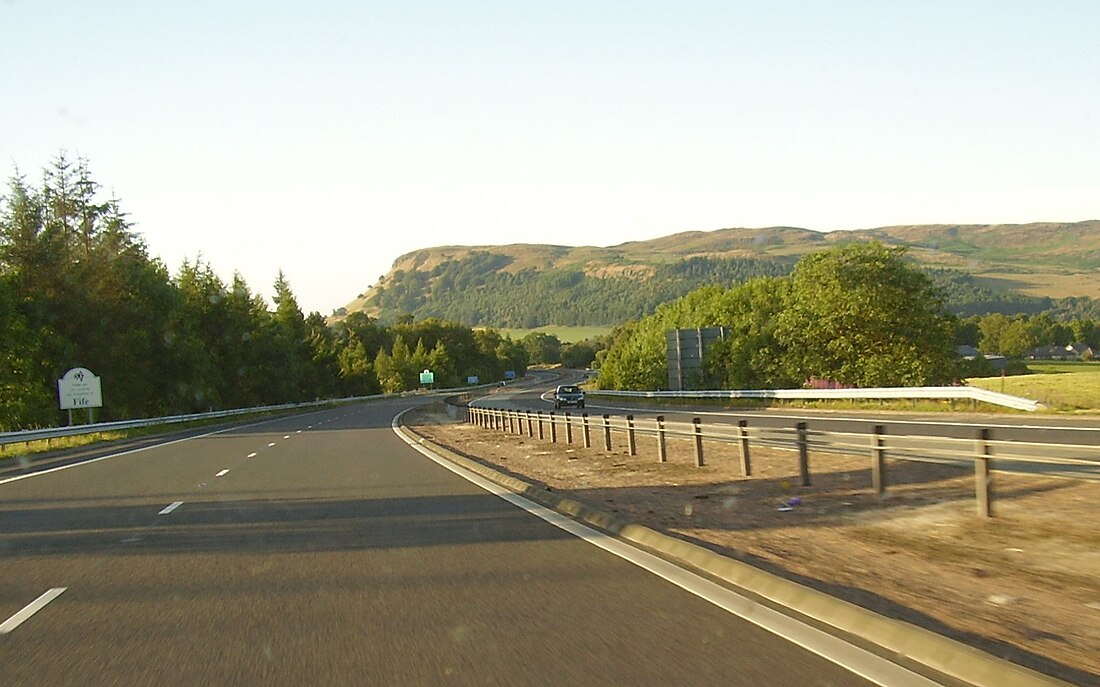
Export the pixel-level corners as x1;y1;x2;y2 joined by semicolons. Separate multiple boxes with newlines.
158;501;183;515
215;469;229;477
0;588;67;634
247;452;257;458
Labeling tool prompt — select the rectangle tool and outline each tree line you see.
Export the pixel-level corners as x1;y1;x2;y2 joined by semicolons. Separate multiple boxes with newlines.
595;241;1100;392
362;249;1100;330
0;156;526;431
368;252;793;327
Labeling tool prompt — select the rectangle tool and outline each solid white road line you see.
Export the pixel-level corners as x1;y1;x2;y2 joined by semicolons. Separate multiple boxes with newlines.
158;501;183;515
215;469;230;477
392;414;942;687
0;588;67;634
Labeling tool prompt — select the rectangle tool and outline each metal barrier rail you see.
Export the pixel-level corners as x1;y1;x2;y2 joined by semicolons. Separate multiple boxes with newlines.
589;385;1043;412
0;382;503;449
464;406;1100;517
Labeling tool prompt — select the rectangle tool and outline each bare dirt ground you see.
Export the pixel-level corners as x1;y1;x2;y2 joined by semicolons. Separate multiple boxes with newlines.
407;405;1100;686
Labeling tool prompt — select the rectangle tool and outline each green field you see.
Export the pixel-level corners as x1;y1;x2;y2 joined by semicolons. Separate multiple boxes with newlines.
498;325;613;343
968;361;1100;411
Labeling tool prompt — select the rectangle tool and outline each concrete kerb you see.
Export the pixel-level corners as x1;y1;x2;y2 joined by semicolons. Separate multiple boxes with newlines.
398;421;1071;687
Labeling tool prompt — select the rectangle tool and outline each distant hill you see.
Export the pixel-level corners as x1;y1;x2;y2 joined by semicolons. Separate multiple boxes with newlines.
335;221;1100;327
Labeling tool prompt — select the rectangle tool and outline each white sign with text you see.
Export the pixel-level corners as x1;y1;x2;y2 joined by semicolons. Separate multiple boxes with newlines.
58;367;103;410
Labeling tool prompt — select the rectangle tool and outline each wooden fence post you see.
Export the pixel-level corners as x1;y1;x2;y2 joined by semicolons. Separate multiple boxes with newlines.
797;421;811;486
737;419;751;476
656;415;667;463
549;413;557;443
526;411;534;438
537;412;544;440
582;414;592;449
975;428;993;517
871;425;887;500
626;415;637;456
602;415;612;452
565;413;573;444
692;417;704;467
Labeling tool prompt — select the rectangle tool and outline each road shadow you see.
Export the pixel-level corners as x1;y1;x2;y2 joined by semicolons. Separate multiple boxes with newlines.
0;492;573;561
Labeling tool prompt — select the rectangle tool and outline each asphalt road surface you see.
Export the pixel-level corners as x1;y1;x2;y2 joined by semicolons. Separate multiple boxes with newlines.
0;398;903;686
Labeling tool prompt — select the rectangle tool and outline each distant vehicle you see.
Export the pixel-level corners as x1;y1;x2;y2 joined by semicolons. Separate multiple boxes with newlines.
553;384;585;409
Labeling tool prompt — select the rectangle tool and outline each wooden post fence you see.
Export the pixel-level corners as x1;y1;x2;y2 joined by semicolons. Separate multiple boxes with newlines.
797;421;811;486
871;425;886;500
656;415;667;463
737;419;751;476
975;428;992;517
692;417;704;467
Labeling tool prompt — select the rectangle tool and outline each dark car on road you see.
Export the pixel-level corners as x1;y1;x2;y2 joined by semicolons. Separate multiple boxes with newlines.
553;385;585;409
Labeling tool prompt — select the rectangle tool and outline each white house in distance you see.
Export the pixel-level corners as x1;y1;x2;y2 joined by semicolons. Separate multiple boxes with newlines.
956;345;1009;370
1025;343;1097;361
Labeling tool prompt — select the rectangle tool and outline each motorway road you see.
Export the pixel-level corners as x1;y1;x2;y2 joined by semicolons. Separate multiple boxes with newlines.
0;397;917;686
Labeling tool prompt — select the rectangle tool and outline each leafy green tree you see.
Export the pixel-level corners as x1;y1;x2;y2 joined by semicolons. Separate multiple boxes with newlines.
776;242;958;387
702;277;796;389
428;340;456;387
520;332;562;365
0;275;54;429
374;348;402;393
561;337;607;369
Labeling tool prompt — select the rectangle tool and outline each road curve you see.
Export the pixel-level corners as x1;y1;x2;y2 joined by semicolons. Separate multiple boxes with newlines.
0;398;889;686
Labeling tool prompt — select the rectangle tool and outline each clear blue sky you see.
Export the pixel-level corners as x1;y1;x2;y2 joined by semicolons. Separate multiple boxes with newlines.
2;1;1097;314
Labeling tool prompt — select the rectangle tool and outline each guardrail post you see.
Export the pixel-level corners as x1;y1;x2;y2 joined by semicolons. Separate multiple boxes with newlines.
549;412;558;443
797;422;811;486
582;414;592;448
871;425;887;500
737;420;751;476
565;413;573;444
602;415;612;452
626;415;637;456
692;417;704;467
975;428;993;517
537;412;544;440
656;416;667;463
